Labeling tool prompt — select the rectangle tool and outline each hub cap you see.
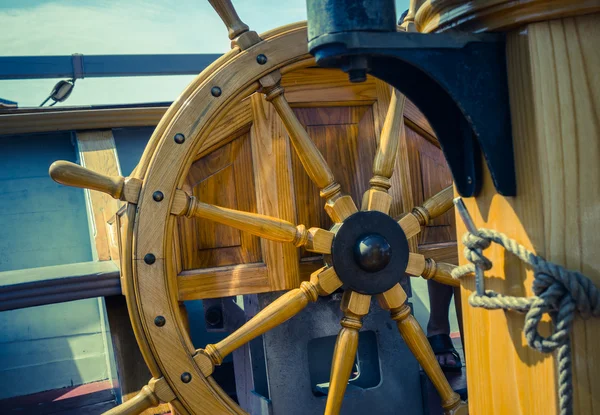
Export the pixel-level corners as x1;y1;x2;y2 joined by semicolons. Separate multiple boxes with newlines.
331;211;409;294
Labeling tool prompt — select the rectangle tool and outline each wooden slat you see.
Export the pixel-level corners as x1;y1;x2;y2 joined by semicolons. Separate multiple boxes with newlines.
292;106;376;235
76;130;123;261
177;263;271;300
0;107;166;135
180;131;262;270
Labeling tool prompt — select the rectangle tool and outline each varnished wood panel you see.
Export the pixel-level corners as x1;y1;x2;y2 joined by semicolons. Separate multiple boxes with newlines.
249;93;300;290
178;132;261;269
405;126;456;247
76;130;123;261
292;106;377;236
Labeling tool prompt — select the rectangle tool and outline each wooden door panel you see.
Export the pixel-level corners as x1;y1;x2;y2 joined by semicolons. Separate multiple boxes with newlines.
178;131;262;270
293;106;377;228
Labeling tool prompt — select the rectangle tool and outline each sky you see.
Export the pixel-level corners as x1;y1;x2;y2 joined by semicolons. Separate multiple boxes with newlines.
0;0;409;107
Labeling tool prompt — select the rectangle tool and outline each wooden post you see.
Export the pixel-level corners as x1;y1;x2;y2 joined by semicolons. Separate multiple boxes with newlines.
416;6;600;415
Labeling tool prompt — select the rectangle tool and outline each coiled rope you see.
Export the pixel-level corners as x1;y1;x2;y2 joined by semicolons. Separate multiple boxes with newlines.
452;228;600;415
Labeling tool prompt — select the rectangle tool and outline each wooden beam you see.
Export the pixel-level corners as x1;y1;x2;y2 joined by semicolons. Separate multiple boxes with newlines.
0;106;167;135
457;14;600;415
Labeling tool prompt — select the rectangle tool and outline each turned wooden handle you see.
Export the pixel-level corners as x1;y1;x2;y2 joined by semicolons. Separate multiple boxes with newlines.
103;385;159;415
325;320;360;415
421;258;459;287
371;89;405;189
431;262;459;287
208;0;249;40
412;185;454;225
204;280;319;365
268;92;336;192
49;161;124;199
391;305;461;410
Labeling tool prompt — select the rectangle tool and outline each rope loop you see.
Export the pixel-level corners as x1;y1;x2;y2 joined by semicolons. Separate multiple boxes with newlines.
452;227;600;415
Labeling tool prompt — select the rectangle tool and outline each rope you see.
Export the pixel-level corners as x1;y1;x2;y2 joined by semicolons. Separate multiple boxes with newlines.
452;228;600;415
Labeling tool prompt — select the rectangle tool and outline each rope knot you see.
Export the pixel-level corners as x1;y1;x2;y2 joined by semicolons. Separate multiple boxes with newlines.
462;231;492;270
454;226;600;415
526;262;600;354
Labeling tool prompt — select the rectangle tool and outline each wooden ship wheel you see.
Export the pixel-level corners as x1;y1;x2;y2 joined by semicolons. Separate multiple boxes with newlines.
48;1;469;414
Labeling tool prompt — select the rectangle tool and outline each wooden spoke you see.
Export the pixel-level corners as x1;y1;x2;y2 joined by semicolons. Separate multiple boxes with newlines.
421;258;460;287
362;89;406;214
259;73;357;223
398;185;454;238
378;285;464;413
325;291;371;415
104;378;175;415
405;254;460;287
173;193;334;254
197;267;342;373
49;160;141;203
208;0;260;49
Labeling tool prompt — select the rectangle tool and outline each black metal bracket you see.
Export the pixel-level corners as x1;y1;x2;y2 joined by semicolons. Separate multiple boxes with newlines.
307;0;516;197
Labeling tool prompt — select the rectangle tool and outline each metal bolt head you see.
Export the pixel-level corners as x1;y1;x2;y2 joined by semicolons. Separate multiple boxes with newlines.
152;191;164;202
211;86;222;97
181;372;192;383
144;253;156;265
154;316;166;327
174;133;185;144
256;54;267;65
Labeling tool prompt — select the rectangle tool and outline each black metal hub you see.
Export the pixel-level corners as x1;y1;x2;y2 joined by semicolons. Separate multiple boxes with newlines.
331;211;409;295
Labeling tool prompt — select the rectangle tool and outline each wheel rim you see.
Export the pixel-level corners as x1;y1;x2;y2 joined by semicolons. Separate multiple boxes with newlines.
44;19;466;413
131;19;465;414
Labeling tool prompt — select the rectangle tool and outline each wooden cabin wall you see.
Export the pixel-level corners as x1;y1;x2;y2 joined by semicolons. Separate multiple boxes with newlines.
0;132;109;399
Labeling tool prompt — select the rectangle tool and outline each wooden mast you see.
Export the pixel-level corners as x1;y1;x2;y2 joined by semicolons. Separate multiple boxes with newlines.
417;3;600;414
